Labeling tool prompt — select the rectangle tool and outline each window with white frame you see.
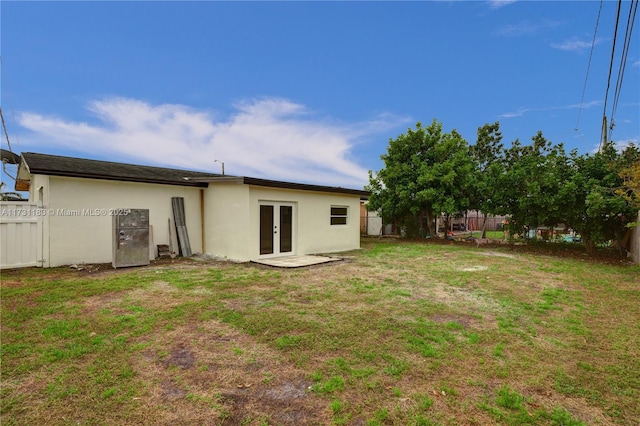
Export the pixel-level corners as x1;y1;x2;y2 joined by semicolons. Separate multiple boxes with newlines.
330;206;348;226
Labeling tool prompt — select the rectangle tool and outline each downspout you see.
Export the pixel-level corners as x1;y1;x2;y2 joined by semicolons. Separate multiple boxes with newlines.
39;185;46;267
200;189;205;253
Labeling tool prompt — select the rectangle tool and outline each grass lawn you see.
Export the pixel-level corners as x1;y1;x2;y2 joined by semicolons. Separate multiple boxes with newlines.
483;230;505;240
1;238;638;425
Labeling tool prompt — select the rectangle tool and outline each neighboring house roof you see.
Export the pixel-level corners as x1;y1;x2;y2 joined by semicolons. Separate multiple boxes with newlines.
17;152;369;197
1;149;21;164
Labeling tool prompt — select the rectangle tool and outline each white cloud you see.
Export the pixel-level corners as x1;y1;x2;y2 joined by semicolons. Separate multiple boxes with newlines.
495;19;561;37
487;0;517;9
589;138;639;154
614;139;639;151
499;100;601;119
498;107;530;118
17;97;408;188
633;60;640;68
551;37;600;52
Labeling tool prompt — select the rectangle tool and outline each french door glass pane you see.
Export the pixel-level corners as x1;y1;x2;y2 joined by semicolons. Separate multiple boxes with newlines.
260;205;274;255
280;205;293;253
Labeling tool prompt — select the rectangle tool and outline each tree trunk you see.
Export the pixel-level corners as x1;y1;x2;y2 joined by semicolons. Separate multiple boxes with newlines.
443;214;451;239
582;237;595;255
426;209;437;238
621;227;632;250
481;213;488;239
615;228;626;257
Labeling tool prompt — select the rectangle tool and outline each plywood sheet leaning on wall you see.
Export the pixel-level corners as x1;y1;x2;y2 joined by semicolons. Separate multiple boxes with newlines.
172;197;192;257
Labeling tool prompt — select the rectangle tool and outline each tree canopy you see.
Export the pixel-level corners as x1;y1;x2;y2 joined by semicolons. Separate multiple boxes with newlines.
367;119;640;254
366;120;473;237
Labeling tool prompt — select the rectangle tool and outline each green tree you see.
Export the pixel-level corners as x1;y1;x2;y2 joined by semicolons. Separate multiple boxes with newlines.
564;142;640;254
615;143;640;209
497;132;560;236
494;132;587;244
469;122;504;238
366;120;474;238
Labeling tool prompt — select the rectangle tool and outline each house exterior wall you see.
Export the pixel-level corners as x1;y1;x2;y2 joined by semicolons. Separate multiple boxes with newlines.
203;183;361;262
203;182;251;261
41;176;203;267
25;174;361;266
29;174;51;266
247;186;361;261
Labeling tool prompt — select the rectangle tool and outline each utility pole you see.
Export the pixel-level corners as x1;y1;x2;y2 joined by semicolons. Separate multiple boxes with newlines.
214;159;225;176
600;115;608;152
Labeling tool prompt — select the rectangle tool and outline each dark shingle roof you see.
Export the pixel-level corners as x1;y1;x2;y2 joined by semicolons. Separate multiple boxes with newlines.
20;152;369;197
21;152;219;187
241;177;369;197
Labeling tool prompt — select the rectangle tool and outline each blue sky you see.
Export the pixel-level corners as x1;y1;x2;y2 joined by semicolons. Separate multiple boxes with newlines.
1;0;638;190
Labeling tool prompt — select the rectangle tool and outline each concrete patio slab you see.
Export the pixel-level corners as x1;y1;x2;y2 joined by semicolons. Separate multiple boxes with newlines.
252;255;341;268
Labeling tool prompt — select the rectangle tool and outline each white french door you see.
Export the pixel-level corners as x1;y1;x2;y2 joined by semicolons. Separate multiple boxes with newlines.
259;202;295;257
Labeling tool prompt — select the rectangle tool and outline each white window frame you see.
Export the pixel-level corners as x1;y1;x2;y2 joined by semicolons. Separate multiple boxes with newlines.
330;205;349;226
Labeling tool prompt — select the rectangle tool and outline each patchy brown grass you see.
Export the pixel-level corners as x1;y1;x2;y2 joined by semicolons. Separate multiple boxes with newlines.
1;238;638;425
128;320;331;425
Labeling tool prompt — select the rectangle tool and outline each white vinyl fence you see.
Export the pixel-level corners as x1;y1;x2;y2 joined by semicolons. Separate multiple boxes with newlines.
0;202;43;269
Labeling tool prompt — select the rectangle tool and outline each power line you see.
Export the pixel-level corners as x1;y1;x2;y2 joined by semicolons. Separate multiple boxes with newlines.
600;0;623;150
0;57;21;151
0;107;13;153
608;0;638;142
575;0;603;133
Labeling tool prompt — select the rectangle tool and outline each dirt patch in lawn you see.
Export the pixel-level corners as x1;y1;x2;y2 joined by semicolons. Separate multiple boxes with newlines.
82;292;127;315
82;280;215;315
130;320;331;425
220;379;317;425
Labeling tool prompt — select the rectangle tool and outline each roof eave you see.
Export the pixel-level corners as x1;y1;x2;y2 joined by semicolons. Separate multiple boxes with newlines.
27;169;209;188
242;177;369;197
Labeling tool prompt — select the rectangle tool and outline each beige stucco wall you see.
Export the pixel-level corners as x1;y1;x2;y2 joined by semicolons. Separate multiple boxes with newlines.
203;182;251;261
41;176;203;267
247;186;361;261
28;174;51;266
29;174;361;266
203;183;361;262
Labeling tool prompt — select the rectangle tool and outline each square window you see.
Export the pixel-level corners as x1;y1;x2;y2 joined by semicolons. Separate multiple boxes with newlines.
331;206;348;226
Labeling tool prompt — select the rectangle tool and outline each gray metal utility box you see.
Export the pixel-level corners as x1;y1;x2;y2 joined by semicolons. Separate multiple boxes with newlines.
112;209;150;268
